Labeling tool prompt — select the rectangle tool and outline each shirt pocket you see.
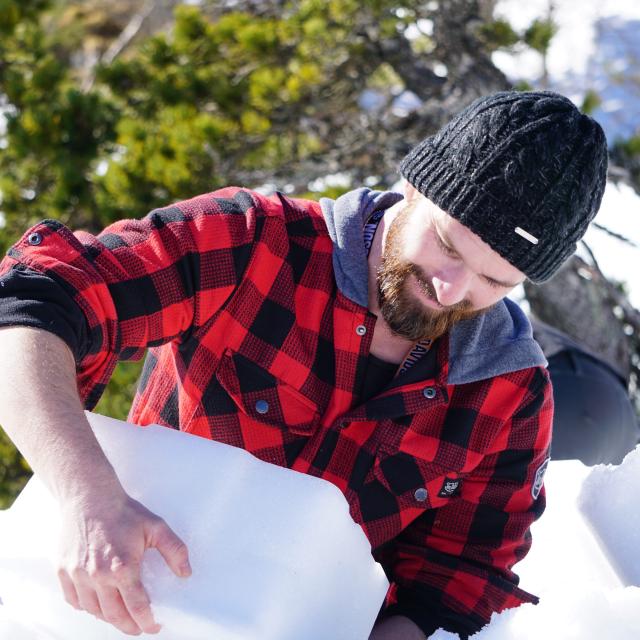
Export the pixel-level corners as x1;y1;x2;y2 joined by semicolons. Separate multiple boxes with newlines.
215;348;320;436
372;445;465;513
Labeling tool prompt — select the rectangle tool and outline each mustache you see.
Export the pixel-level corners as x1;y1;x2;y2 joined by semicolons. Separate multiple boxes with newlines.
410;265;441;307
408;263;471;313
377;254;479;342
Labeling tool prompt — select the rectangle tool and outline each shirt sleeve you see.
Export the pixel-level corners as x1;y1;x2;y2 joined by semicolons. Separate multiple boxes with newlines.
0;188;263;409
377;366;553;638
0;264;89;361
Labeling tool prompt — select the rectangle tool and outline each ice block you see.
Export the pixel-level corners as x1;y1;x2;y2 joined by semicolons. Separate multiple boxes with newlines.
579;445;640;587
0;412;389;639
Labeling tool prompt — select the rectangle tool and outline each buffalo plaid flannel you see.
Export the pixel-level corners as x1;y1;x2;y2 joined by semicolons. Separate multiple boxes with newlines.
0;187;553;637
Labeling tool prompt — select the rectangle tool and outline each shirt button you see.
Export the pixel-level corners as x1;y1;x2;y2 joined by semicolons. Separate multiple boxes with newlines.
414;488;428;502
255;399;269;414
355;324;367;336
28;232;43;246
422;386;437;399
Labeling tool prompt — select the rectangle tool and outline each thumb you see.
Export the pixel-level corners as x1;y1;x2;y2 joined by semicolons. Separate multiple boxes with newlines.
150;520;192;578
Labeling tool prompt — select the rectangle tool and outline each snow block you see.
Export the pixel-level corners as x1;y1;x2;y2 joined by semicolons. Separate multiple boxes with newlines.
0;412;389;640
579;445;640;587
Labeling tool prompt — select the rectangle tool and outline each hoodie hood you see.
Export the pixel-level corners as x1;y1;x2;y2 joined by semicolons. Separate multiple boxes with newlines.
320;188;403;307
320;188;546;385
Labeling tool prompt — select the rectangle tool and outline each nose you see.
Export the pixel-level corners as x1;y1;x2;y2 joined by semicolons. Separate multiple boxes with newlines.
432;267;472;307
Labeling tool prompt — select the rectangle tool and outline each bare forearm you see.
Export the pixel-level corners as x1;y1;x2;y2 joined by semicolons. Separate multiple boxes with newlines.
0;326;192;635
0;326;123;503
369;616;426;640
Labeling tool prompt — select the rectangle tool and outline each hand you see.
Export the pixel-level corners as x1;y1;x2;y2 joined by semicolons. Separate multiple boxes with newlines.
57;491;191;635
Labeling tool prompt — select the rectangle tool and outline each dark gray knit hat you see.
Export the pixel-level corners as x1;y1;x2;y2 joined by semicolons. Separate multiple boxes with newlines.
400;91;608;283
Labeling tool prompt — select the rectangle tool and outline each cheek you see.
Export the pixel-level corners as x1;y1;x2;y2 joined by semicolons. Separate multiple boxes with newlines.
469;285;510;311
400;230;438;271
402;236;424;260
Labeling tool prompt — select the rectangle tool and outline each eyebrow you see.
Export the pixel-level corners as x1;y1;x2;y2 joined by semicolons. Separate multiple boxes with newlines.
434;221;522;289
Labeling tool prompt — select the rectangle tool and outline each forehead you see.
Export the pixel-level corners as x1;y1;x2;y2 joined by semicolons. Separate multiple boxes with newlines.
411;196;526;283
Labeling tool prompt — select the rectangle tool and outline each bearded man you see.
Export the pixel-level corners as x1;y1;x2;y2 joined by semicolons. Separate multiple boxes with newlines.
0;91;607;639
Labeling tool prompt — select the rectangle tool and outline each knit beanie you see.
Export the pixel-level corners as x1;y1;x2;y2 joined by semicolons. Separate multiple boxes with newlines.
400;91;608;283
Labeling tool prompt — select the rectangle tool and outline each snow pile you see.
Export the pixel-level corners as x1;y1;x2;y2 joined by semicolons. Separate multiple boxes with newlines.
430;588;640;640
0;413;389;640
580;446;640;586
2;418;640;639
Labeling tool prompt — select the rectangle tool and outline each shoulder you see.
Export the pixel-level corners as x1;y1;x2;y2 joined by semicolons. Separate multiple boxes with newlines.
178;188;327;236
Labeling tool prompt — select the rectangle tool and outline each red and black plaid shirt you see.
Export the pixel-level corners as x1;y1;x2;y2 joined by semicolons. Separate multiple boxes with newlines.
0;187;552;637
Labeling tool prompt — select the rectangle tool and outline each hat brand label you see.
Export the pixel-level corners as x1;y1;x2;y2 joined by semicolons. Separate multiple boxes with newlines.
514;226;539;245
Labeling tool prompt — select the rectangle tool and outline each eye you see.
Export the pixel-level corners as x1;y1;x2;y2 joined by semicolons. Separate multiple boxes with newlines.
435;232;458;258
485;279;503;290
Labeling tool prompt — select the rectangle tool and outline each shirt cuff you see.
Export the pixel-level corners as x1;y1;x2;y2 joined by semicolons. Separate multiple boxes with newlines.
0;264;89;362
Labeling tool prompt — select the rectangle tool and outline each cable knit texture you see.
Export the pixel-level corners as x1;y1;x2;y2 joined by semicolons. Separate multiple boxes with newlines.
400;91;608;282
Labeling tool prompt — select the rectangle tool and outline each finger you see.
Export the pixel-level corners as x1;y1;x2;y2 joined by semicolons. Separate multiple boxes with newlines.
119;577;161;634
74;575;104;620
150;521;191;578
57;569;81;611
95;585;142;636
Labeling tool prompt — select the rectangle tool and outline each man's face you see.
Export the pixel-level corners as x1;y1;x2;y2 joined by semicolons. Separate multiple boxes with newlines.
377;195;526;342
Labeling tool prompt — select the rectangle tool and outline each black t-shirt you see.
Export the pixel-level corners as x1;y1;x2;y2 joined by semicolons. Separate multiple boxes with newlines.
361;353;398;402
